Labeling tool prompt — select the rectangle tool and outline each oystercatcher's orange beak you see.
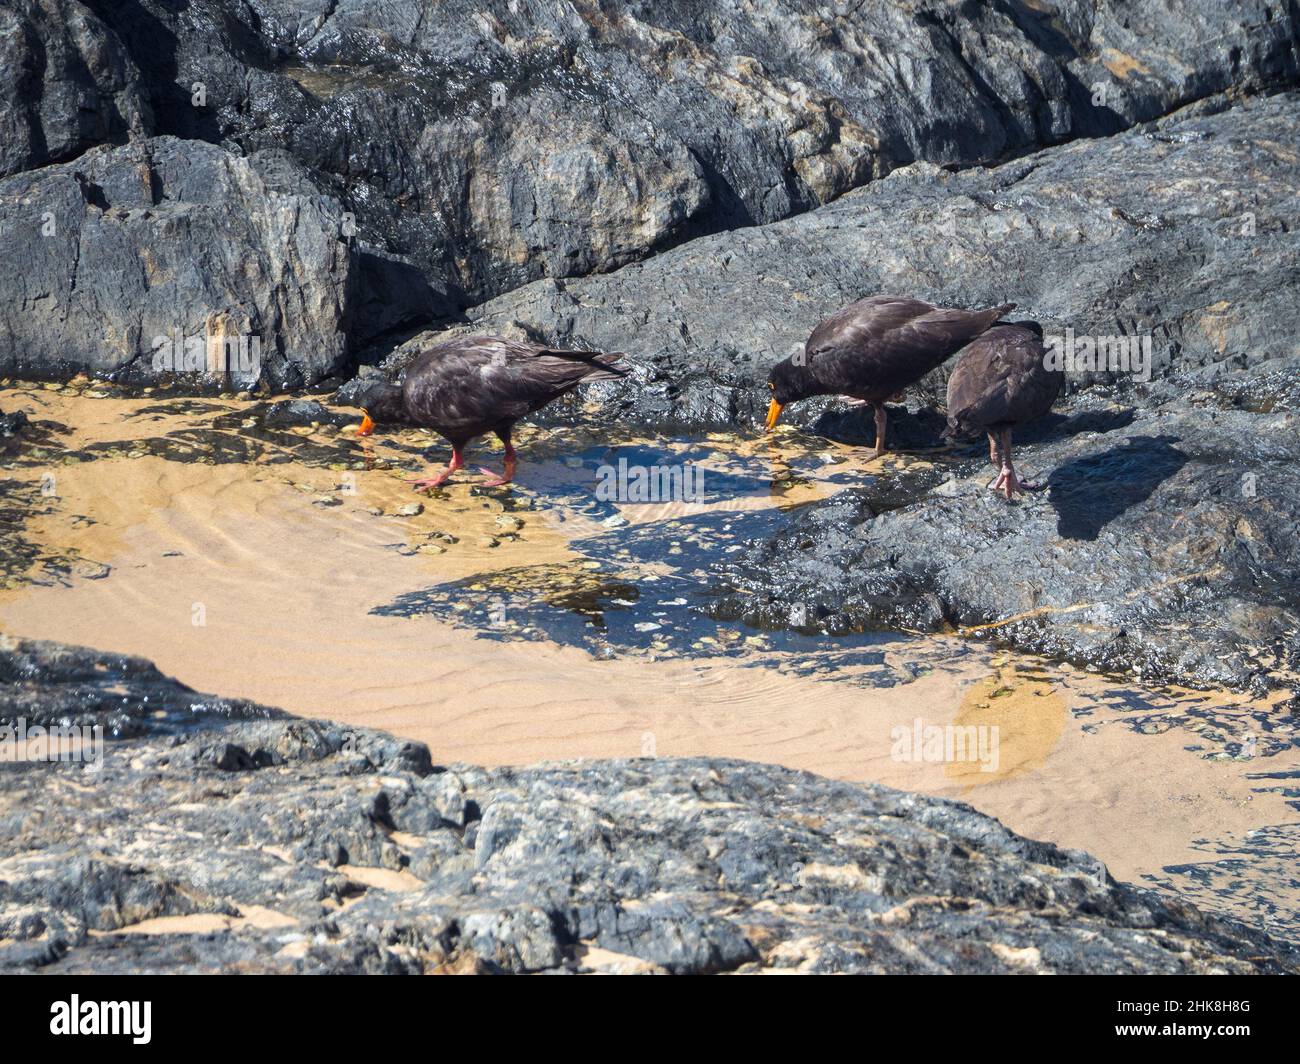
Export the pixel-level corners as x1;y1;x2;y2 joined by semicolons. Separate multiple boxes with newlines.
764;399;784;432
358;411;375;437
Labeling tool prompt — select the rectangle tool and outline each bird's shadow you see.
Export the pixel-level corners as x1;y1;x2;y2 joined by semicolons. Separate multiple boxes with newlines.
1047;435;1187;541
812;403;1137;451
809;404;950;449
1024;406;1137;442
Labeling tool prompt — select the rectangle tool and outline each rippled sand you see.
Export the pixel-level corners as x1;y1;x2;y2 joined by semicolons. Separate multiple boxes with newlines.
2;383;1296;938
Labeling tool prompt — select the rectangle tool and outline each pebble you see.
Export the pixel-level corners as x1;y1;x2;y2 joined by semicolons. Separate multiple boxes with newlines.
393;503;423;517
71;560;111;580
477;535;499;548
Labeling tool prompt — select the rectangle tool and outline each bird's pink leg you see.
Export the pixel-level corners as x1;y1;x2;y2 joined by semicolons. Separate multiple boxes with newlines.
407;446;464;491
988;429;1044;499
985;430;1001;488
871;402;888;459
478;439;517;487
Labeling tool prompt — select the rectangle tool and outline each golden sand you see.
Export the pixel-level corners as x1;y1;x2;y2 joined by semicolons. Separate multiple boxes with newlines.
0;385;1295;910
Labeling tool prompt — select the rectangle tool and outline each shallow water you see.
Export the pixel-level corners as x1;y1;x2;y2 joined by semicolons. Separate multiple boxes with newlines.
2;381;1297;941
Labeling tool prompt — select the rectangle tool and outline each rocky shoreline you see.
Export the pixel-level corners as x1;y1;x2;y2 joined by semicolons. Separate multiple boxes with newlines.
1;1;1298;975
1;637;1295;974
3;2;1298;388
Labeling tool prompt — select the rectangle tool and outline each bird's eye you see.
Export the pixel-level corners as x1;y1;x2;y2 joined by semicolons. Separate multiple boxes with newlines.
768;381;775;392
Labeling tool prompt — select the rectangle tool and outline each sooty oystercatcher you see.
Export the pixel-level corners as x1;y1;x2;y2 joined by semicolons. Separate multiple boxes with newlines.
945;323;1062;499
765;295;1016;456
351;335;627;489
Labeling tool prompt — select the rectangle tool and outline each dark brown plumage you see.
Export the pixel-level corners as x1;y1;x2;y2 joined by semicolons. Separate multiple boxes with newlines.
766;295;1016;456
946;324;1063;499
352;335;627;489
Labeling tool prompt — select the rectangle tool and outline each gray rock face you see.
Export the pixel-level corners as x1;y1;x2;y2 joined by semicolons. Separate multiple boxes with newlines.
1;637;1294;975
426;90;1300;429
0;136;354;389
4;0;1293;348
159;0;1300;308
0;0;151;178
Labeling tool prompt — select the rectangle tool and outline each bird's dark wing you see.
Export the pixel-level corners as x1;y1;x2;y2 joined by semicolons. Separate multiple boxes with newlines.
946;326;1060;434
807;296;1015;398
403;336;626;437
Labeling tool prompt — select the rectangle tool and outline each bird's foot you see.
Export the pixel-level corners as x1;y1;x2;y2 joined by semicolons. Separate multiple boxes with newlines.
840;396;870;408
871;445;888;460
989;465;1044;500
477;466;515;488
407;450;465;492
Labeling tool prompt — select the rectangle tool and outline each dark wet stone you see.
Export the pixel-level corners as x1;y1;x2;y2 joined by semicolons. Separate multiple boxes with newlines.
258;399;352;429
0;409;26;438
4;1;1298;361
131;0;1300;317
0;637;283;739
0;0;152;178
0;638;1296;974
707;403;1300;695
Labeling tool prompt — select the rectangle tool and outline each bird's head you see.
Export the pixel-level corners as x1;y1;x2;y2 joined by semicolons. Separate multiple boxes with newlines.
764;356;817;431
348;379;404;437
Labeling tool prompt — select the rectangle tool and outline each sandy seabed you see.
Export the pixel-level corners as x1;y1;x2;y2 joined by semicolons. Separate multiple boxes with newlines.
2;385;1296;937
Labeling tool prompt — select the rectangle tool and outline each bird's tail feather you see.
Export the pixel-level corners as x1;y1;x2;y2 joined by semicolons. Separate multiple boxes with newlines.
566;350;630;381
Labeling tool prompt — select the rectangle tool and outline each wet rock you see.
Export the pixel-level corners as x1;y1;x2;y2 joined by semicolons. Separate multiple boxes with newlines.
0;638;1294;974
0;409;27;438
0;636;282;739
259;400;352;429
10;1;1295;340
211;742;259;772
0;137;353;390
709;403;1300;695
0;0;152;178
435;92;1300;430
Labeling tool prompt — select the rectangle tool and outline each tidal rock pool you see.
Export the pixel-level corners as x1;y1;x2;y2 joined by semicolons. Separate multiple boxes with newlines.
1;382;1297;945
